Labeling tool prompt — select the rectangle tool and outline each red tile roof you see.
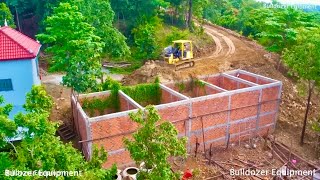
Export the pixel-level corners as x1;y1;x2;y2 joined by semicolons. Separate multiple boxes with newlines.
0;26;41;61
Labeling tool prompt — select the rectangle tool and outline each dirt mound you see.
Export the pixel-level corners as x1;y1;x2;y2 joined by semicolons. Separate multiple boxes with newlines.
121;61;180;85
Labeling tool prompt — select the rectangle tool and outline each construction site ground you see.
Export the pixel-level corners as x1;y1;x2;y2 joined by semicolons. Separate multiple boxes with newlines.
41;22;320;178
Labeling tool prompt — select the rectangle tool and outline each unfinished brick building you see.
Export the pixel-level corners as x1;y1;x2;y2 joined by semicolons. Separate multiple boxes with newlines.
72;69;282;168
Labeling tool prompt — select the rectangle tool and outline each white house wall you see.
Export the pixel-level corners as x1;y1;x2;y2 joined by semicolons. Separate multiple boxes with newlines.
0;57;40;118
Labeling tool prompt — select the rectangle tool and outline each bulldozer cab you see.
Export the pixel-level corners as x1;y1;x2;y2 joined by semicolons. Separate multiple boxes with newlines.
172;40;193;60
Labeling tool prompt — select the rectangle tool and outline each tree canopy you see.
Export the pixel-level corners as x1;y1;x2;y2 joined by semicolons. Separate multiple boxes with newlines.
283;27;320;82
76;0;130;59
0;2;15;27
203;0;320;53
37;2;104;93
282;27;320;144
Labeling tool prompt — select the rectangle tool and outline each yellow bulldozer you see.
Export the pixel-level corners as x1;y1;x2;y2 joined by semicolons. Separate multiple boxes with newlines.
163;40;195;70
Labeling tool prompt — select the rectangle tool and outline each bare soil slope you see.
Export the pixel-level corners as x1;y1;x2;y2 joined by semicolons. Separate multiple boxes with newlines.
122;23;266;83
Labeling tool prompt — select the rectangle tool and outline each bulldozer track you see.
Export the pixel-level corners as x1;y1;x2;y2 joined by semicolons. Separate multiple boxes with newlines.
195;22;232;58
204;25;236;57
179;22;263;77
205;30;223;57
193;24;236;64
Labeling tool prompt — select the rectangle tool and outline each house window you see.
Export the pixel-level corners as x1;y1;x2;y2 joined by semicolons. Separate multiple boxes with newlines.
0;79;13;91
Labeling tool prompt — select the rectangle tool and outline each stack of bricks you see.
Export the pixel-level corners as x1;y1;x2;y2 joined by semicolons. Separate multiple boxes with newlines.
72;69;282;168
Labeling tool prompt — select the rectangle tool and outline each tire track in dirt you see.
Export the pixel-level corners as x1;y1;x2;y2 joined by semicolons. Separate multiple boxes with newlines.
204;29;222;57
194;24;236;64
125;22;267;83
179;23;264;78
204;26;236;57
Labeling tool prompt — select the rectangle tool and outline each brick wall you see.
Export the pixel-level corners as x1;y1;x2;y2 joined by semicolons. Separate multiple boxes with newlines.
228;70;276;85
72;70;282;168
193;85;221;97
204;75;221;86
72;95;91;159
160;88;183;104
119;94;138;111
157;101;190;135
165;81;221;98
88;113;139;168
238;74;258;84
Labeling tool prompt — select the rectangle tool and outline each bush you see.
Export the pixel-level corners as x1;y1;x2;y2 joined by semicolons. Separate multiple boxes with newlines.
165;27;189;45
124;106;187;180
23;85;53;114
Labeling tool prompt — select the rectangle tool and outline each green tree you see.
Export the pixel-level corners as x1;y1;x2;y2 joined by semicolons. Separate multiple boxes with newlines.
166;0;183;9
132;17;161;60
6;0;36;14
110;0;168;31
233;0;263;34
203;0;319;52
124;106;187;179
165;0;183;25
1;113;117;179
23;85;53;114
203;0;238;29
5;0;59;32
77;0;130;59
184;0;209;31
110;0;129;25
282;27;320;145
241;8;274;36
256;8;306;53
36;0;61;33
37;3;104;93
240;7;317;53
192;0;209;19
127;0;169;21
0;2;15;27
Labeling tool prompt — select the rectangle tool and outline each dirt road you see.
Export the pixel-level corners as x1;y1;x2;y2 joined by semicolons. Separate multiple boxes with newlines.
178;24;265;78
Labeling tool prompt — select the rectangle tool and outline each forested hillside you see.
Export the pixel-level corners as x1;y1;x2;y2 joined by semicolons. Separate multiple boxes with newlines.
1;0;319;64
1;0;320;179
1;0;211;64
203;0;320;53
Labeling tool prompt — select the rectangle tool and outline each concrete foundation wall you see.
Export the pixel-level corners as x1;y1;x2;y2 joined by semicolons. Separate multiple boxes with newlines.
72;70;282;168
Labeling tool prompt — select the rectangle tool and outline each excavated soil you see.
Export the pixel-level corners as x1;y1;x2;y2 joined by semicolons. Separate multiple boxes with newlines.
121;60;182;85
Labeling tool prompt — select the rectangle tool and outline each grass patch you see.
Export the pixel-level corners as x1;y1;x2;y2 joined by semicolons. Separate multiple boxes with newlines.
122;83;161;107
